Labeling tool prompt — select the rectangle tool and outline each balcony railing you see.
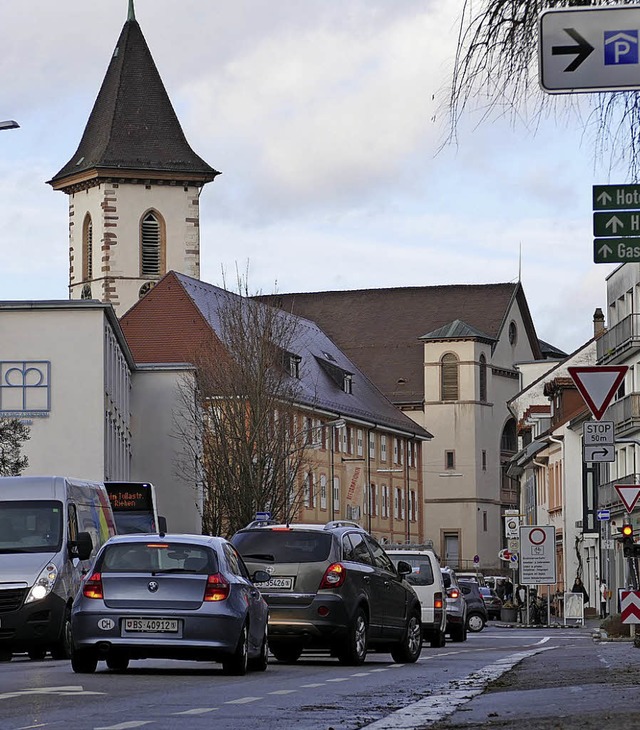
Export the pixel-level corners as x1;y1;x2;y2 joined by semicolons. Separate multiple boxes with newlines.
597;313;640;364
604;393;640;436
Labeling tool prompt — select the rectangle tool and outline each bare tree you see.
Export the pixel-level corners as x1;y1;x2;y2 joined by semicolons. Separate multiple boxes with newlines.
0;418;30;476
450;0;640;178
174;279;315;537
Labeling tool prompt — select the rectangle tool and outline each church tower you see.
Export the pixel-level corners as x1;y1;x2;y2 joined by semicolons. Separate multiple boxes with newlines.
48;1;219;316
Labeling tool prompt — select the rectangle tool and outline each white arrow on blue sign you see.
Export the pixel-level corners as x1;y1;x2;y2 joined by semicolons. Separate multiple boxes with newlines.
597;509;611;521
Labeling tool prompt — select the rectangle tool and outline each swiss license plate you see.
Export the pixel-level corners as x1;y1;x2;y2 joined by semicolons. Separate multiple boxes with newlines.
263;577;293;589
123;618;179;633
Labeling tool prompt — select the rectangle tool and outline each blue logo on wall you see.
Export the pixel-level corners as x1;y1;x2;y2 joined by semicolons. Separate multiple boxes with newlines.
0;361;51;415
604;30;639;65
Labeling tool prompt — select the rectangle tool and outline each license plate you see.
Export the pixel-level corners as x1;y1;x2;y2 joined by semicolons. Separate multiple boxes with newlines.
123;618;179;633
263;577;293;589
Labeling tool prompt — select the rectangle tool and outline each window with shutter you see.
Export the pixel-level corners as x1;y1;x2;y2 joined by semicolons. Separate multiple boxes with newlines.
83;214;93;281
479;354;487;402
441;353;459;401
140;211;163;277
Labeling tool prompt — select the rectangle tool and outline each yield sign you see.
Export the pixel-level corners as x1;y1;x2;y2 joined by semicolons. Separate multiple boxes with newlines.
615;484;640;513
621;591;640;625
568;366;627;420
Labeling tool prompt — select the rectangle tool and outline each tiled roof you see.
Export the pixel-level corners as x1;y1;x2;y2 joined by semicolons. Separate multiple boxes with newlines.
420;319;494;342
49;18;219;186
262;284;542;405
120;272;431;439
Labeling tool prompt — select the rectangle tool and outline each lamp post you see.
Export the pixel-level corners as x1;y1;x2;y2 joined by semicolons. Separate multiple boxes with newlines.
325;418;345;521
0;121;19;131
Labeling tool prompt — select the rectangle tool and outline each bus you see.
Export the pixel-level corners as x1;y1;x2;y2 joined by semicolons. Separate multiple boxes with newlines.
104;481;166;534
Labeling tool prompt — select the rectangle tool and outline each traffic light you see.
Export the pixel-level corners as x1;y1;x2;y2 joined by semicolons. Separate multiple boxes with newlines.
621;524;640;558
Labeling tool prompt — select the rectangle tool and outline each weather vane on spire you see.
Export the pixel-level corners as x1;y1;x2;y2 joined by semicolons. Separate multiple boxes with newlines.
128;0;135;21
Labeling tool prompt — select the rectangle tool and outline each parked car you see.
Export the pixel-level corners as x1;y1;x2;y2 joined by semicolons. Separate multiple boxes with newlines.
458;579;488;632
71;533;270;675
441;567;468;642
386;548;446;648
479;586;503;620
456;571;486;586
231;520;423;665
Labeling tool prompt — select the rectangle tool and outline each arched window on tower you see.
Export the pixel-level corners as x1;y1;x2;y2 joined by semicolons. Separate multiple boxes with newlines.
479;354;487;403
140;210;165;277
82;214;93;281
440;353;459;401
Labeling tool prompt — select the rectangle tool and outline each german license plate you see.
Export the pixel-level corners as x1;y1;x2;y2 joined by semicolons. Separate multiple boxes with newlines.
263;577;293;589
123;618;179;633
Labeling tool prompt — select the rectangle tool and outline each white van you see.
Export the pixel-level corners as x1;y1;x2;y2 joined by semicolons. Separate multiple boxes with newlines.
386;547;446;648
0;476;117;661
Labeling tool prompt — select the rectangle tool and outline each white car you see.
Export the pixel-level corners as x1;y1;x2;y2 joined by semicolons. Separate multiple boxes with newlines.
386;548;446;648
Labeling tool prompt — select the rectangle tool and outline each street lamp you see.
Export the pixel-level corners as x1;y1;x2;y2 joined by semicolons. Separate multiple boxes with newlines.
0;121;19;131
325;418;346;521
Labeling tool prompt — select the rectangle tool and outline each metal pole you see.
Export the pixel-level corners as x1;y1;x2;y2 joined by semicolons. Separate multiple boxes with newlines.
330;427;335;521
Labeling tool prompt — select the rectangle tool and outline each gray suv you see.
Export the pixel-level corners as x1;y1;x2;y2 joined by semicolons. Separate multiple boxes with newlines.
231;521;423;666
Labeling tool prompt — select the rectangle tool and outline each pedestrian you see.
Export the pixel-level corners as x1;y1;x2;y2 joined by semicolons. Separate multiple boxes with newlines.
571;576;589;605
503;578;514;602
599;579;608;618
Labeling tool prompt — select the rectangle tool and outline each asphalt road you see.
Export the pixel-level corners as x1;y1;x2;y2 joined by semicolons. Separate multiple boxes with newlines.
0;622;627;730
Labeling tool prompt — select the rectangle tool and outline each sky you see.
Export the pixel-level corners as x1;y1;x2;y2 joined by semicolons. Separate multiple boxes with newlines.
0;0;626;355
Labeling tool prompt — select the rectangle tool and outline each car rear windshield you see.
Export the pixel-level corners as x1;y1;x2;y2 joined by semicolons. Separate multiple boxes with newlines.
98;542;217;574
233;530;332;563
391;555;435;586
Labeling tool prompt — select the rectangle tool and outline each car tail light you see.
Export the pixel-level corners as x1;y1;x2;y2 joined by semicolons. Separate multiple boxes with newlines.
204;573;230;601
319;562;346;589
448;588;459;599
83;572;104;600
434;591;444;610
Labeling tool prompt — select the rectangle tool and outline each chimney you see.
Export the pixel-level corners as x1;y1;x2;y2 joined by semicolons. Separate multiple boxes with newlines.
593;307;605;337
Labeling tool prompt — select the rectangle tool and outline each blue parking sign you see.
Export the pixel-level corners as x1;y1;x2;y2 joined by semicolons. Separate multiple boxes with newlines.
604;30;639;65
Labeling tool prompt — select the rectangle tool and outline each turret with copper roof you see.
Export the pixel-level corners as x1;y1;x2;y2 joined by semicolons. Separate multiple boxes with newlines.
48;0;219;316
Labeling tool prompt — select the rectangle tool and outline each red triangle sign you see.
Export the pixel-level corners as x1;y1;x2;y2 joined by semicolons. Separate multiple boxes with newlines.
568;366;627;420
615;484;640;513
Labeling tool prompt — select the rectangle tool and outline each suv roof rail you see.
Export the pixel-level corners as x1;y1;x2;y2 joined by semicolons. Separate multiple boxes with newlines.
244;519;279;529
323;520;363;530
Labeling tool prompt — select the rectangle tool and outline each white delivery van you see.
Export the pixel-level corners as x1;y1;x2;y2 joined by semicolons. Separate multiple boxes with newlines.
0;476;117;661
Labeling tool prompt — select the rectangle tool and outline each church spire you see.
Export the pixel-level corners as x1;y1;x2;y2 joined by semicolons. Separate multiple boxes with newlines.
128;0;135;21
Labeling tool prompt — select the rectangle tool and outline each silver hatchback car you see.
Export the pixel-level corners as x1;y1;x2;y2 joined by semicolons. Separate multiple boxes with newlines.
70;534;270;675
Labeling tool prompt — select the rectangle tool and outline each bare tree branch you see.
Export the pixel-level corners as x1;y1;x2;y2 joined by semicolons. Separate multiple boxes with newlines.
0;418;30;476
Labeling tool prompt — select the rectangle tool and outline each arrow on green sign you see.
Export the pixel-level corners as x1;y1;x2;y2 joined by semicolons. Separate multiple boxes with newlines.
594;239;640;263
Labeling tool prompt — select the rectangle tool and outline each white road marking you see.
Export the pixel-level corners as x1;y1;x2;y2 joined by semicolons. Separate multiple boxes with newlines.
95;723;153;730
224;696;262;705
300;683;324;687
534;637;551;645
369;668;392;673
0;686;105;701
268;689;297;695
363;646;555;729
173;708;218;715
326;677;350;682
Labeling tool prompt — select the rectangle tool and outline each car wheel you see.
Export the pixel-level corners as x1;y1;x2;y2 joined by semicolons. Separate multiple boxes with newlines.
71;648;98;674
391;611;423;663
28;647;47;661
248;630;268;672
106;654;130;672
50;607;72;660
270;642;304;663
450;623;467;643
338;607;369;666
467;612;486;633
223;624;249;676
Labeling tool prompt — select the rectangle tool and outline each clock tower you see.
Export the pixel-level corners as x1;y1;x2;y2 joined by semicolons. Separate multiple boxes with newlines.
48;1;219;317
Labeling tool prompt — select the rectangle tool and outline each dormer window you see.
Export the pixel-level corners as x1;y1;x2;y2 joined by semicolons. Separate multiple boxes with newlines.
343;373;352;394
289;355;301;379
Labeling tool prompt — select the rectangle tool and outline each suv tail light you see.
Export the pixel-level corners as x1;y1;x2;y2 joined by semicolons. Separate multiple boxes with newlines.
83;572;104;600
204;573;230;601
434;591;444;610
319;562;346;589
448;588;460;599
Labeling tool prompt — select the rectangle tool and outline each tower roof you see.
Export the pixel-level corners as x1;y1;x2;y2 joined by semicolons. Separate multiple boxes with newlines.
48;13;219;188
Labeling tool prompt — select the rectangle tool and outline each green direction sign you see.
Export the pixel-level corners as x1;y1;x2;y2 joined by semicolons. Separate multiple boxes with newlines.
594;185;640;211
594;239;640;264
593;211;640;238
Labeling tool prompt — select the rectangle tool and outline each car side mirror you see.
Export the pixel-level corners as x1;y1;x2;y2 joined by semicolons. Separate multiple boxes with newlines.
69;531;93;561
251;570;271;584
396;560;412;577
